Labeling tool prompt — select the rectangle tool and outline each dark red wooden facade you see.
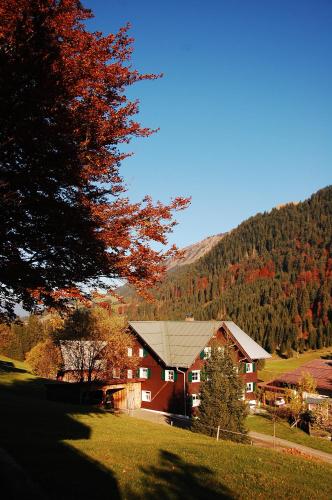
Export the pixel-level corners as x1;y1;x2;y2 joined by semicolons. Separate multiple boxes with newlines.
132;326;259;416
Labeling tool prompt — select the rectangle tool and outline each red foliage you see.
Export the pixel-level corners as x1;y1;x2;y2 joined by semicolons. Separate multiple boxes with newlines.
305;308;313;319
244;260;275;284
295;269;320;288
0;1;190;318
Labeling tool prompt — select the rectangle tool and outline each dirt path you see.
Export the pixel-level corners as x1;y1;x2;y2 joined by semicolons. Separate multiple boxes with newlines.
249;431;332;464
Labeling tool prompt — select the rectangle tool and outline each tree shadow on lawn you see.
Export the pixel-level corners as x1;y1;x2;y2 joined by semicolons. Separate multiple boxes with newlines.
0;375;121;499
0;359;28;374
127;449;235;499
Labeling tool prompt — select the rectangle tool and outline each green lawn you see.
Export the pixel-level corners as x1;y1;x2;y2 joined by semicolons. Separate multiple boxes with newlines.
259;347;332;382
247;414;332;455
1;356;332;499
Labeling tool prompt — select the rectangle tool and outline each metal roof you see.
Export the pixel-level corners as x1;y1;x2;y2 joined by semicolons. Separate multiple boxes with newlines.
129;320;270;368
222;321;272;361
129;321;219;368
273;359;332;394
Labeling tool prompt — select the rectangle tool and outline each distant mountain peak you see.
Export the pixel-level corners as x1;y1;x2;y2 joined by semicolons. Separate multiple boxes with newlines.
166;233;225;270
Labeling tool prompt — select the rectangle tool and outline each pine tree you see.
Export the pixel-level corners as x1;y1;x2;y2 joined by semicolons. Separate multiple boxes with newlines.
193;346;248;443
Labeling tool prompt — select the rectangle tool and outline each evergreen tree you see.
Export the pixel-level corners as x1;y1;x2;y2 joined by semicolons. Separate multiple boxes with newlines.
193;346;248;443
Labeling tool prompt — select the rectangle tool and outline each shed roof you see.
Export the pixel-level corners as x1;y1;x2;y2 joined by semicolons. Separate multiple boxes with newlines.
272;359;332;395
129;320;270;368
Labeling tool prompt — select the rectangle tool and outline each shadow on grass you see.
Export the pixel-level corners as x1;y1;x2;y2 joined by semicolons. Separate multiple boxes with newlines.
127;449;234;499
0;366;235;499
0;359;28;374
0;372;121;499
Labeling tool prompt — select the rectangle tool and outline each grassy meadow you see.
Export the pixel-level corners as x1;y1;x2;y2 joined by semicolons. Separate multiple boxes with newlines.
0;356;332;499
258;347;332;382
247;415;332;455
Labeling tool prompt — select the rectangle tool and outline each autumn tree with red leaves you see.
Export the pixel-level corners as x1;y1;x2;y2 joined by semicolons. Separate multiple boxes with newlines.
0;0;189;319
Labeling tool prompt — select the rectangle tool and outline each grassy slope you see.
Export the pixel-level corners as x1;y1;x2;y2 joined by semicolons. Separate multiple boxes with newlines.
247;415;332;455
259;347;332;382
1;356;332;500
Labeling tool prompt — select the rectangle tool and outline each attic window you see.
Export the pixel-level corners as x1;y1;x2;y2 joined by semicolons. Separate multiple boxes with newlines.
165;369;174;382
245;363;253;373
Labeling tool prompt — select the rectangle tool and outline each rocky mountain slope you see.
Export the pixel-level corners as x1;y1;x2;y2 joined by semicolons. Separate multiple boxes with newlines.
166;233;225;271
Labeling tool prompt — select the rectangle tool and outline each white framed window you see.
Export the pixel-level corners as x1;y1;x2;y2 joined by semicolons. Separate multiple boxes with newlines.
246;382;254;393
203;346;211;359
141;390;151;402
127;369;133;379
245;363;253;373
165;369;174;382
139;348;144;358
112;368;120;379
139;367;149;379
127;347;133;357
192;393;201;407
191;370;200;382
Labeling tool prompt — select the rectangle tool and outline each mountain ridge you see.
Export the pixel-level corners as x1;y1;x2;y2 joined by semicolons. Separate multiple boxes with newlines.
124;186;332;354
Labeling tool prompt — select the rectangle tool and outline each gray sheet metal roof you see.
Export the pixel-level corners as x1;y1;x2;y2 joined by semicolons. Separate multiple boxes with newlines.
129;321;219;368
129;320;270;367
222;321;271;361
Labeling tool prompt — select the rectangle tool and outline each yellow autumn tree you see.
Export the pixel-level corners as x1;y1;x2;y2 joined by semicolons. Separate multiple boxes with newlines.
26;339;62;378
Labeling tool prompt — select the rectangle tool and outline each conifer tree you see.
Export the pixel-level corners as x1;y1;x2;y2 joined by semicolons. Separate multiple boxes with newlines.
193;345;248;443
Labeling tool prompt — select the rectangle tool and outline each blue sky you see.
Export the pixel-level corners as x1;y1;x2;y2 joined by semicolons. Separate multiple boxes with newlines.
85;0;332;248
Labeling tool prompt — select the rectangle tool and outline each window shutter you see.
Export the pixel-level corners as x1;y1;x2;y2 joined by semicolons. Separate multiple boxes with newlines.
188;371;193;382
253;382;257;391
253;362;256;372
242;363;246;374
161;369;165;381
136;368;140;378
143;348;148;357
147;368;151;379
200;371;205;381
173;371;178;382
200;350;205;359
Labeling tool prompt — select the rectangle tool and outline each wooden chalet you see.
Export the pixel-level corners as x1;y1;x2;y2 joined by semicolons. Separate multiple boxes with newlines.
56;320;271;416
129;320;271;415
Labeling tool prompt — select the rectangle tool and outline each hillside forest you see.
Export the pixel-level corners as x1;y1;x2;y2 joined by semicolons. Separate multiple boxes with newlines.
122;186;332;356
1;187;332;360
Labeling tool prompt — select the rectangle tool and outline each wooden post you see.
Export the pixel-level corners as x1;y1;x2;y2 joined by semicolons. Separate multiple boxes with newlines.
216;425;220;441
273;417;276;449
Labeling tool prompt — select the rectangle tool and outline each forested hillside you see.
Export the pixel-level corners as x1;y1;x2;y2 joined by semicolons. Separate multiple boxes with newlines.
125;186;332;354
